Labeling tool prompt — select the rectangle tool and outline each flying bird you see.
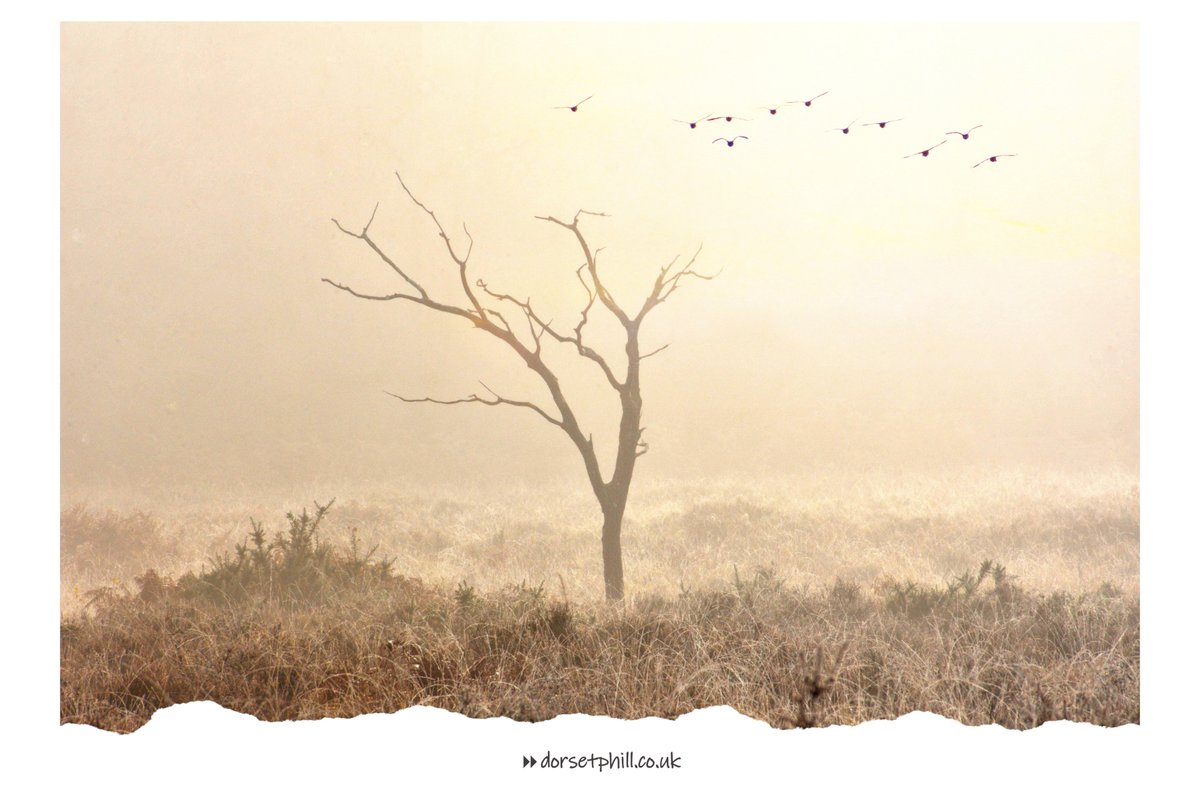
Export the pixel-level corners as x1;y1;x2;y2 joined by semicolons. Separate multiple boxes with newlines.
713;136;749;148
862;118;904;129
708;114;751;123
673;113;713;129
828;120;858;135
554;95;593;112
791;91;829;107
973;154;1018;167
946;125;983;140
904;140;948;158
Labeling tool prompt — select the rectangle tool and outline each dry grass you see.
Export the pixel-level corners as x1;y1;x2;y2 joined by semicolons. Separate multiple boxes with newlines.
60;562;1138;733
60;469;1139;732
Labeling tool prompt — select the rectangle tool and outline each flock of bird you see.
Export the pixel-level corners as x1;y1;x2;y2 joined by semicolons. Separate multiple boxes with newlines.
554;91;1017;168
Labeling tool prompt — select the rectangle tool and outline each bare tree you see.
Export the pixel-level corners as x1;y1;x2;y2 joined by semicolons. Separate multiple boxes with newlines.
324;174;714;601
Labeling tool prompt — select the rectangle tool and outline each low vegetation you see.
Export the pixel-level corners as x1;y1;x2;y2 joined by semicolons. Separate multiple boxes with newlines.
62;504;175;580
61;494;1138;732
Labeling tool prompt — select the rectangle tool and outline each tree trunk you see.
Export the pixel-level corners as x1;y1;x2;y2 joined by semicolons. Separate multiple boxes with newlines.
601;503;626;601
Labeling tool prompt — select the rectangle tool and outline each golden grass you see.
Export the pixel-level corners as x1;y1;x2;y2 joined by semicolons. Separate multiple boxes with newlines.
60;467;1138;732
60;566;1138;732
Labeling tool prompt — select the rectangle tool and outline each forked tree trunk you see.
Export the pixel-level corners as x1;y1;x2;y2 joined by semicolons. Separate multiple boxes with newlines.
596;338;642;602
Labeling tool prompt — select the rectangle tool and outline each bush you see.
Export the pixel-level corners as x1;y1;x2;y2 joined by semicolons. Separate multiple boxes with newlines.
175;499;396;605
881;560;1021;618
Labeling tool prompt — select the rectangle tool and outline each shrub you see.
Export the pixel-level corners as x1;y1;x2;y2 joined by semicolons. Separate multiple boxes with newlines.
175;499;395;605
881;560;1020;618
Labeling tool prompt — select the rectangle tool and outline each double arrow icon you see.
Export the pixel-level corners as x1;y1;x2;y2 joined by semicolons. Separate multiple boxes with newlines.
522;755;537;768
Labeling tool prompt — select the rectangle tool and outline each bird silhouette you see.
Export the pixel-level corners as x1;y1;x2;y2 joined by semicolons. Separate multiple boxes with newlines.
673;113;713;129
862;118;904;129
973;154;1017;167
791;91;829;107
946;125;983;140
828;119;858;135
713;136;749;148
708;114;751;123
554;95;593;112
904;140;948;158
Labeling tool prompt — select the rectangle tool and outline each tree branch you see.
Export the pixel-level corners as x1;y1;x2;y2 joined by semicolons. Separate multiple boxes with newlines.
636;245;717;322
330;204;430;301
475;276;624;391
321;278;415;303
322;278;478;322
639;343;671;361
394;173;489;320
536;212;631;328
474;279;559;355
384;383;564;430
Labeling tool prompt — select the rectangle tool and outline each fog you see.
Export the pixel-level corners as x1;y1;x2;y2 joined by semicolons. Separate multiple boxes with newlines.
61;23;1137;493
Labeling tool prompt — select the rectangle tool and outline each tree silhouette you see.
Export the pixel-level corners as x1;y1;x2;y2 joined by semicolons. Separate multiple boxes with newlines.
324;174;714;601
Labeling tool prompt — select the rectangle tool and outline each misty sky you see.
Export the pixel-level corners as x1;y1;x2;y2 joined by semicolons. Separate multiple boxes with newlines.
60;23;1138;490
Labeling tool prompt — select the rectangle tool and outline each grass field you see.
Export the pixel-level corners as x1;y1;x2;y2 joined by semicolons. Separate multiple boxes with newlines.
60;468;1139;732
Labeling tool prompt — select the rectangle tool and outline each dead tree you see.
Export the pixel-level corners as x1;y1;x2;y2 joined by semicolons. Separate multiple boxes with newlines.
324;174;714;601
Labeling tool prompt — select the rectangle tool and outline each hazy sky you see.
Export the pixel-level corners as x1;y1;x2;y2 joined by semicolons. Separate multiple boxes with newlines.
60;22;1138;490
